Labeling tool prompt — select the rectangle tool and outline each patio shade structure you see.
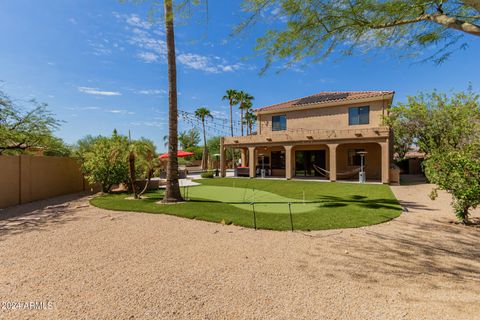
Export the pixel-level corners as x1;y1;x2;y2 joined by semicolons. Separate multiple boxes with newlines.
158;150;194;159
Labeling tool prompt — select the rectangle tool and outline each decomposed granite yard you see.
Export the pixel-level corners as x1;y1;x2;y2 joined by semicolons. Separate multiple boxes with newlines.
1;181;479;320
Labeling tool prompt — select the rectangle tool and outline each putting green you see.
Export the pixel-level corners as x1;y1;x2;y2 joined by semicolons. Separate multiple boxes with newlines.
186;185;320;213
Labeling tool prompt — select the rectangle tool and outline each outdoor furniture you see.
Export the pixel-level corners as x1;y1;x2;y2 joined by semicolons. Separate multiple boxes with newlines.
235;166;250;177
255;165;271;177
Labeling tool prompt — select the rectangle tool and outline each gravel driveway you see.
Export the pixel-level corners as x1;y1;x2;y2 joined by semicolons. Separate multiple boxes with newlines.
1;181;479;319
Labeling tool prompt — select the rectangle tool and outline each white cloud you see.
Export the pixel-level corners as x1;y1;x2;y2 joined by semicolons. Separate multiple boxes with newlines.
87;40;112;56
271;7;288;23
177;53;242;74
130;121;166;127
113;11;246;74
65;106;101;111
126;14;152;29
78;87;121;96
137;52;159;63
136;89;166;95
211;109;227;118
130;28;167;58
105;109;136;115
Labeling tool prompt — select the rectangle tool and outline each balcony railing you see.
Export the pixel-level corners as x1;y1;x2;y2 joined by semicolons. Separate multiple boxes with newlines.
223;127;390;146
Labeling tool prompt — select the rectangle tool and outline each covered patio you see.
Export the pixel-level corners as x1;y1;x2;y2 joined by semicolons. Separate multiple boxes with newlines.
219;128;391;183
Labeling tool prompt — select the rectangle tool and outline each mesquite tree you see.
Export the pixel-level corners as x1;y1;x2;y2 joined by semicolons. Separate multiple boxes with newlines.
0;89;69;155
239;0;480;72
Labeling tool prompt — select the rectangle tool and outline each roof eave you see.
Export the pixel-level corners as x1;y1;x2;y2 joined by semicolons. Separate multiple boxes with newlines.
255;93;395;115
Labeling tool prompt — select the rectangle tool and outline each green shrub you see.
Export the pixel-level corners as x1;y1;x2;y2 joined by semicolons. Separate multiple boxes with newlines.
81;132;129;193
201;171;214;178
186;146;203;160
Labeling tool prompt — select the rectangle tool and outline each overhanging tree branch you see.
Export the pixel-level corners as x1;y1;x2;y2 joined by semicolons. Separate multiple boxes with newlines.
462;0;480;13
370;12;480;36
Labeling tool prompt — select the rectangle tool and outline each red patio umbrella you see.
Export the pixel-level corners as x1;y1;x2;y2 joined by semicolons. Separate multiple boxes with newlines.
158;150;194;159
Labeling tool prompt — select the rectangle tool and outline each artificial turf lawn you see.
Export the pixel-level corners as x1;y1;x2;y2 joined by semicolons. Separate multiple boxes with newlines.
90;178;402;231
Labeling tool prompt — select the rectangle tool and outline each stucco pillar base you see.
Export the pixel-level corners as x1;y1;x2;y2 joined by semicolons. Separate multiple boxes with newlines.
240;149;247;167
328;144;338;182
220;138;226;178
284;145;293;180
248;147;256;178
380;142;389;184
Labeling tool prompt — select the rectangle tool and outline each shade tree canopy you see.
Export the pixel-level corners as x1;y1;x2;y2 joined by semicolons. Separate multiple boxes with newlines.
0;89;70;156
386;88;480;223
385;88;480;159
239;0;480;72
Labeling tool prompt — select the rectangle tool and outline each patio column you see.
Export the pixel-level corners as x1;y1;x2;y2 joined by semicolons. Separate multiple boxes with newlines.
328;143;338;182
380;141;389;184
241;148;247;167
248;146;256;178
220;138;226;177
284;145;293;180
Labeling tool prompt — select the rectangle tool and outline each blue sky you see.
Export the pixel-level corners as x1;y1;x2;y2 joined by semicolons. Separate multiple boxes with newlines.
1;0;479;152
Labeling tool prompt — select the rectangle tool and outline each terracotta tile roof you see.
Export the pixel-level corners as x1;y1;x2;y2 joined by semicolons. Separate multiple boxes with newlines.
255;91;394;113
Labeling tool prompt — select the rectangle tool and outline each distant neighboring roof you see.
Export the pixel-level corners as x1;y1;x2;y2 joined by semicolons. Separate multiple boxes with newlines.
255;91;394;113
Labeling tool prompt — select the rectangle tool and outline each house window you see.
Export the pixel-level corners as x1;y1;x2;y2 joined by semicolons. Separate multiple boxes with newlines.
272;115;287;131
348;149;365;166
271;151;285;169
348;106;369;125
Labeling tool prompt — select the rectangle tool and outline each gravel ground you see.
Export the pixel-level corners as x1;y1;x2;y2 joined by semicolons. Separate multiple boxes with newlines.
1;180;479;320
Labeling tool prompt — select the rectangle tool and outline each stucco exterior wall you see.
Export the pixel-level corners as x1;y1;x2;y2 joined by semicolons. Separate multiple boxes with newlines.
258;100;388;134
336;143;382;180
0;155;85;209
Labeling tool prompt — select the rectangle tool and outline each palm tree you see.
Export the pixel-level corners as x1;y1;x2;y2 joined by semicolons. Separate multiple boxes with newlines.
136;139;158;197
162;0;183;202
222;89;240;169
244;109;257;135
195;107;213;170
127;138;156;199
237;91;254;136
221;89;239;137
162;134;169;149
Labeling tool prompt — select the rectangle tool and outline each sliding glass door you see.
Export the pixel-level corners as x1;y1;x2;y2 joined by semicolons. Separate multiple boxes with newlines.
295;150;326;177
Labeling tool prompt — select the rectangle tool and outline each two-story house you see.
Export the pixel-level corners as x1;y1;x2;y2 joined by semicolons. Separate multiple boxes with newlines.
219;91;395;183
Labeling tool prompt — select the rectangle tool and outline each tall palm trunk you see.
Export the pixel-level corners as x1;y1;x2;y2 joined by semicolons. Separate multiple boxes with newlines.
129;151;138;199
229;103;233;137
162;0;183;202
229;101;236;169
240;108;244;136
201;119;208;170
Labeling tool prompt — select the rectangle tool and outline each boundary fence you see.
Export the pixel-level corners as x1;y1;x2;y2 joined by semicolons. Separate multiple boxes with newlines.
0;155;88;209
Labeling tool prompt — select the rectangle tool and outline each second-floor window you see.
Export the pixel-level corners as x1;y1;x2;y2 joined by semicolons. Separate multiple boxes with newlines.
272;115;287;131
348;106;369;125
